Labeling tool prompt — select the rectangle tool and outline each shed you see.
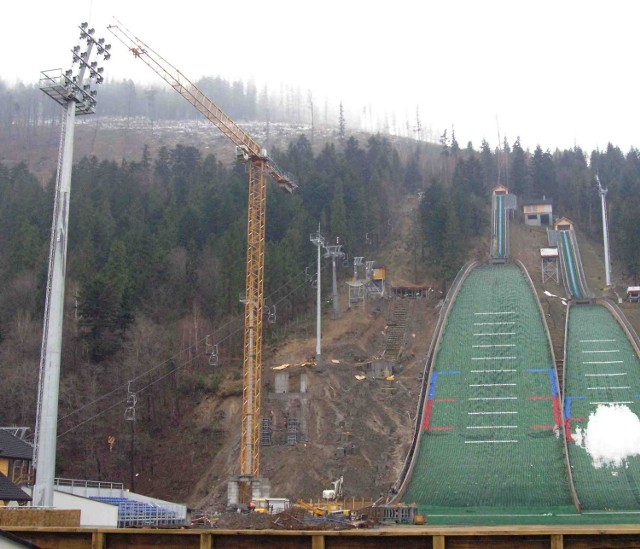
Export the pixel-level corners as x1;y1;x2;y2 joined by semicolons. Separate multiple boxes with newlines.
554;217;574;231
627;287;640;303
521;197;553;226
493;185;509;195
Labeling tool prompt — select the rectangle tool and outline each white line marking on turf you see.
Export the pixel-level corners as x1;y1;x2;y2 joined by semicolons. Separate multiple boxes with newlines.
474;312;515;315
474;333;515;336
582;350;620;354
469;383;517;387
587;386;630;390
580;339;616;343
472;344;516;348
585;373;626;377
583;361;624;364
466;426;517;429
472;357;516;360
591;401;633;404
468;411;518;415
465;440;518;444
469;397;517;400
471;370;517;373
474;322;515;326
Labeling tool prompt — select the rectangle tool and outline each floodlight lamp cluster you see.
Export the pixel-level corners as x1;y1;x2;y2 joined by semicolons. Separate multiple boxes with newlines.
71;22;111;90
40;22;111;114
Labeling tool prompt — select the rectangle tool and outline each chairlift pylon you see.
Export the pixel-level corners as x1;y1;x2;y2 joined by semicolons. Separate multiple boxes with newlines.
209;344;219;367
267;305;277;324
125;381;137;421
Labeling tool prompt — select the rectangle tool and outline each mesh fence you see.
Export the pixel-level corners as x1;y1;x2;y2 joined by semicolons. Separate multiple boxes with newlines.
565;304;640;510
405;264;572;511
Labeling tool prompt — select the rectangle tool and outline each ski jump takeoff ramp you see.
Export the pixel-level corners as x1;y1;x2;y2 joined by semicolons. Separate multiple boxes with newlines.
554;229;592;300
399;263;576;522
490;192;509;261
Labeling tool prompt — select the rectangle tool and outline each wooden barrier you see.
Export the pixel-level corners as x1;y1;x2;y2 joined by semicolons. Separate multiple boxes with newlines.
5;525;640;549
0;509;80;528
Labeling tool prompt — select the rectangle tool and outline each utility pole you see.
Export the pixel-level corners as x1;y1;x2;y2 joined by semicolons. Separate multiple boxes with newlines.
34;23;109;508
310;226;326;360
325;241;345;320
125;382;137;492
595;175;612;287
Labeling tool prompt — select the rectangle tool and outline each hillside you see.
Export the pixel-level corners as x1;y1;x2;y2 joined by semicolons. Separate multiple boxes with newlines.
0;115;449;510
141;192;443;509
4;110;640;515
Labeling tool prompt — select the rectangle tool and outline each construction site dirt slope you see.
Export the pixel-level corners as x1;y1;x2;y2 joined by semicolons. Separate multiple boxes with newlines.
189;194;442;511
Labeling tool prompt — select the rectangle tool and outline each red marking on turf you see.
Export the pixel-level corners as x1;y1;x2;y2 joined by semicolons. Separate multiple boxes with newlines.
552;397;562;426
422;400;434;430
565;419;574;443
423;398;457;431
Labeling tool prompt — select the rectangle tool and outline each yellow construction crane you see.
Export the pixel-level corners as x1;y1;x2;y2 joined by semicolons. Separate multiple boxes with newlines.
108;21;297;500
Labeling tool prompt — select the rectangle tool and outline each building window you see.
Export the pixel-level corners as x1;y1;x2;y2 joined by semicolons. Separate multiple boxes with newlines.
527;214;537;220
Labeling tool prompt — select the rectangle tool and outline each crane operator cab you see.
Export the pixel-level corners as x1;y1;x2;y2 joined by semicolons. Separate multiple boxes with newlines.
235;145;250;162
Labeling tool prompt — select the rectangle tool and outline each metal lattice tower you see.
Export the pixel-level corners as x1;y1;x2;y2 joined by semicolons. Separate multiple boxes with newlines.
33;23;110;508
107;20;297;503
353;257;364;280
542;257;559;284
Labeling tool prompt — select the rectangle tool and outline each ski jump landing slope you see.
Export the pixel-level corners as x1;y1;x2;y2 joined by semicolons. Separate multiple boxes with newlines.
403;263;574;516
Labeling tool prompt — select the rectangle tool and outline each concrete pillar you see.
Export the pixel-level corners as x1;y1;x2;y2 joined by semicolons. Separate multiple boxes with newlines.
275;372;289;393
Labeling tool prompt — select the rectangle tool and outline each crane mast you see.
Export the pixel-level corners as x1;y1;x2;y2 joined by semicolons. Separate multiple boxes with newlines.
108;22;296;496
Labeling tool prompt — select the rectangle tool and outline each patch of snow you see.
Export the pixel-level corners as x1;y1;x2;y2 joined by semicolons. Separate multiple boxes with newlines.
574;404;640;468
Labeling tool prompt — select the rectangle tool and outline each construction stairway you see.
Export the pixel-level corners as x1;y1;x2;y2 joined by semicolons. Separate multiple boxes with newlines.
384;300;409;359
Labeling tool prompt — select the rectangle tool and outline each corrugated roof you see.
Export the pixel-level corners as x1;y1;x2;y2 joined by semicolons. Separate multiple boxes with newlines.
0;430;33;460
0;473;31;502
520;197;554;206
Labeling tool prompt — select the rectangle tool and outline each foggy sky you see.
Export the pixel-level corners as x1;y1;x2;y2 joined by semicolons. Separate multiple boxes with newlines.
3;0;639;153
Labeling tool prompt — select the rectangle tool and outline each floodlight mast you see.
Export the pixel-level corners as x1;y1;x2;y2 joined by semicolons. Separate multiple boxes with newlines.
595;175;612;287
107;21;297;497
34;23;109;508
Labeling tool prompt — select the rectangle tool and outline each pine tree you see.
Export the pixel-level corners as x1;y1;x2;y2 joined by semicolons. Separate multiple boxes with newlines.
510;137;530;197
330;179;348;243
338;102;346;146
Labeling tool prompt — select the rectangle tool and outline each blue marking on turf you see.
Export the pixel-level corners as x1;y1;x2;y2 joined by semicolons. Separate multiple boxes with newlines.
564;396;586;419
527;368;559;397
429;371;461;399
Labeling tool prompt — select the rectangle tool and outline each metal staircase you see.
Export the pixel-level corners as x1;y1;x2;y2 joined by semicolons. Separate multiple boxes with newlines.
384;300;409;359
